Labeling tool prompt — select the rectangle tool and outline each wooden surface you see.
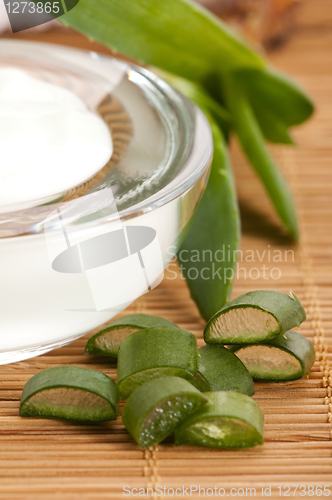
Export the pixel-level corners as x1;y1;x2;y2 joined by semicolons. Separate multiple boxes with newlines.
1;2;332;498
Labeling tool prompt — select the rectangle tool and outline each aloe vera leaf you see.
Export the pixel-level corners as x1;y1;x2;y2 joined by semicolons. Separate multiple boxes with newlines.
156;70;232;138
122;376;208;448
204;290;306;345
249;101;294;145
117;327;198;399
237;68;314;128
231;330;315;381
177;118;240;321
192;71;292;144
198;345;255;396
61;0;264;82
85;314;178;357
174;391;264;448
155;75;239;321
20;366;119;422
223;73;298;239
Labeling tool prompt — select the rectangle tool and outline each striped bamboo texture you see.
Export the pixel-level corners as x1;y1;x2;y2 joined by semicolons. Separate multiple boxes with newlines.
1;3;332;498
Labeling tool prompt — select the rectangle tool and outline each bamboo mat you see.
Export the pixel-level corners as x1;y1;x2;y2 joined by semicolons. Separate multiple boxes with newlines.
1;5;332;500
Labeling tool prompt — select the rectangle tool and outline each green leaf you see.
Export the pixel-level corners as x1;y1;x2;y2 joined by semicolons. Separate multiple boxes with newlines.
177;119;240;321
156;71;232;137
61;0;264;81
223;73;299;239
248;100;294;145
238;68;314;128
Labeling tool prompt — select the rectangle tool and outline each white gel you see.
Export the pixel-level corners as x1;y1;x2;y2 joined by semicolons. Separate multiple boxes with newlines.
0;68;113;207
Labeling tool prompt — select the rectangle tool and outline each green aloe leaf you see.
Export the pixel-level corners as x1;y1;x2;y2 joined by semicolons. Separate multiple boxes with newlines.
61;0;264;81
178;118;240;321
156;71;232;138
156;73;239;320
249;101;294;145
223;73;299;239
238;68;314;128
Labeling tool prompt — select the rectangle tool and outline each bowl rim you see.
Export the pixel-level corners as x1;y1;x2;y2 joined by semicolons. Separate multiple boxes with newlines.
0;40;213;238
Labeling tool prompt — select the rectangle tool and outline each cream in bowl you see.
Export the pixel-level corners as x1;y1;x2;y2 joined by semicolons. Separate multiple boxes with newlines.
0;67;113;211
0;40;213;364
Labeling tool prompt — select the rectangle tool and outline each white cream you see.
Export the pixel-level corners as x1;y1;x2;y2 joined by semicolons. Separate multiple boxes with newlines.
0;68;113;208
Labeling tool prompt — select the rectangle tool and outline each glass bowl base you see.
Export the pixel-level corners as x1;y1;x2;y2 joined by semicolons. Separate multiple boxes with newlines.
0;335;84;365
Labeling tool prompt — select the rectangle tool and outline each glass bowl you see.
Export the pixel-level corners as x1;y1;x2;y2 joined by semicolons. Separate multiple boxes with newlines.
0;40;213;364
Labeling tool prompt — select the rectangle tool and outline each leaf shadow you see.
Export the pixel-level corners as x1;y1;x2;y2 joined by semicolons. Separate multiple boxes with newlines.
238;200;295;247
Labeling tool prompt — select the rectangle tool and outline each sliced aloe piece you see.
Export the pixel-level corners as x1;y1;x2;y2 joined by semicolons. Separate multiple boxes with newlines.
122;376;208;449
85;314;178;357
204;290;306;345
117;327;198;399
20;366;119;422
230;330;315;381
174;391;264;448
198;345;255;396
189;371;211;393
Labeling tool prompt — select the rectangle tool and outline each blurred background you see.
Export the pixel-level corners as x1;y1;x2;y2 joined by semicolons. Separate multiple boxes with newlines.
1;0;331;55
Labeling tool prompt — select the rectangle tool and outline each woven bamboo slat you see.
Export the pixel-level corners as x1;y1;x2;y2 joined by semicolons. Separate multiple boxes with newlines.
0;1;331;497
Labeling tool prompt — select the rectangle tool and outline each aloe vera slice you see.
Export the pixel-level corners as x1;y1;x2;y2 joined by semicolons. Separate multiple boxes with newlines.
117;327;198;399
85;314;178;357
204;290;306;345
122;376;208;449
20;366;119;422
230;330;315;381
174;391;264;448
198;345;255;396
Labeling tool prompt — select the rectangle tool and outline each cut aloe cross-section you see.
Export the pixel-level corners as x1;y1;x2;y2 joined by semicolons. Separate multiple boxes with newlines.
204;290;306;344
230;330;315;381
174;391;264;449
20;366;119;422
198;345;255;396
122;376;208;449
85;314;178;357
117;327;198;399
